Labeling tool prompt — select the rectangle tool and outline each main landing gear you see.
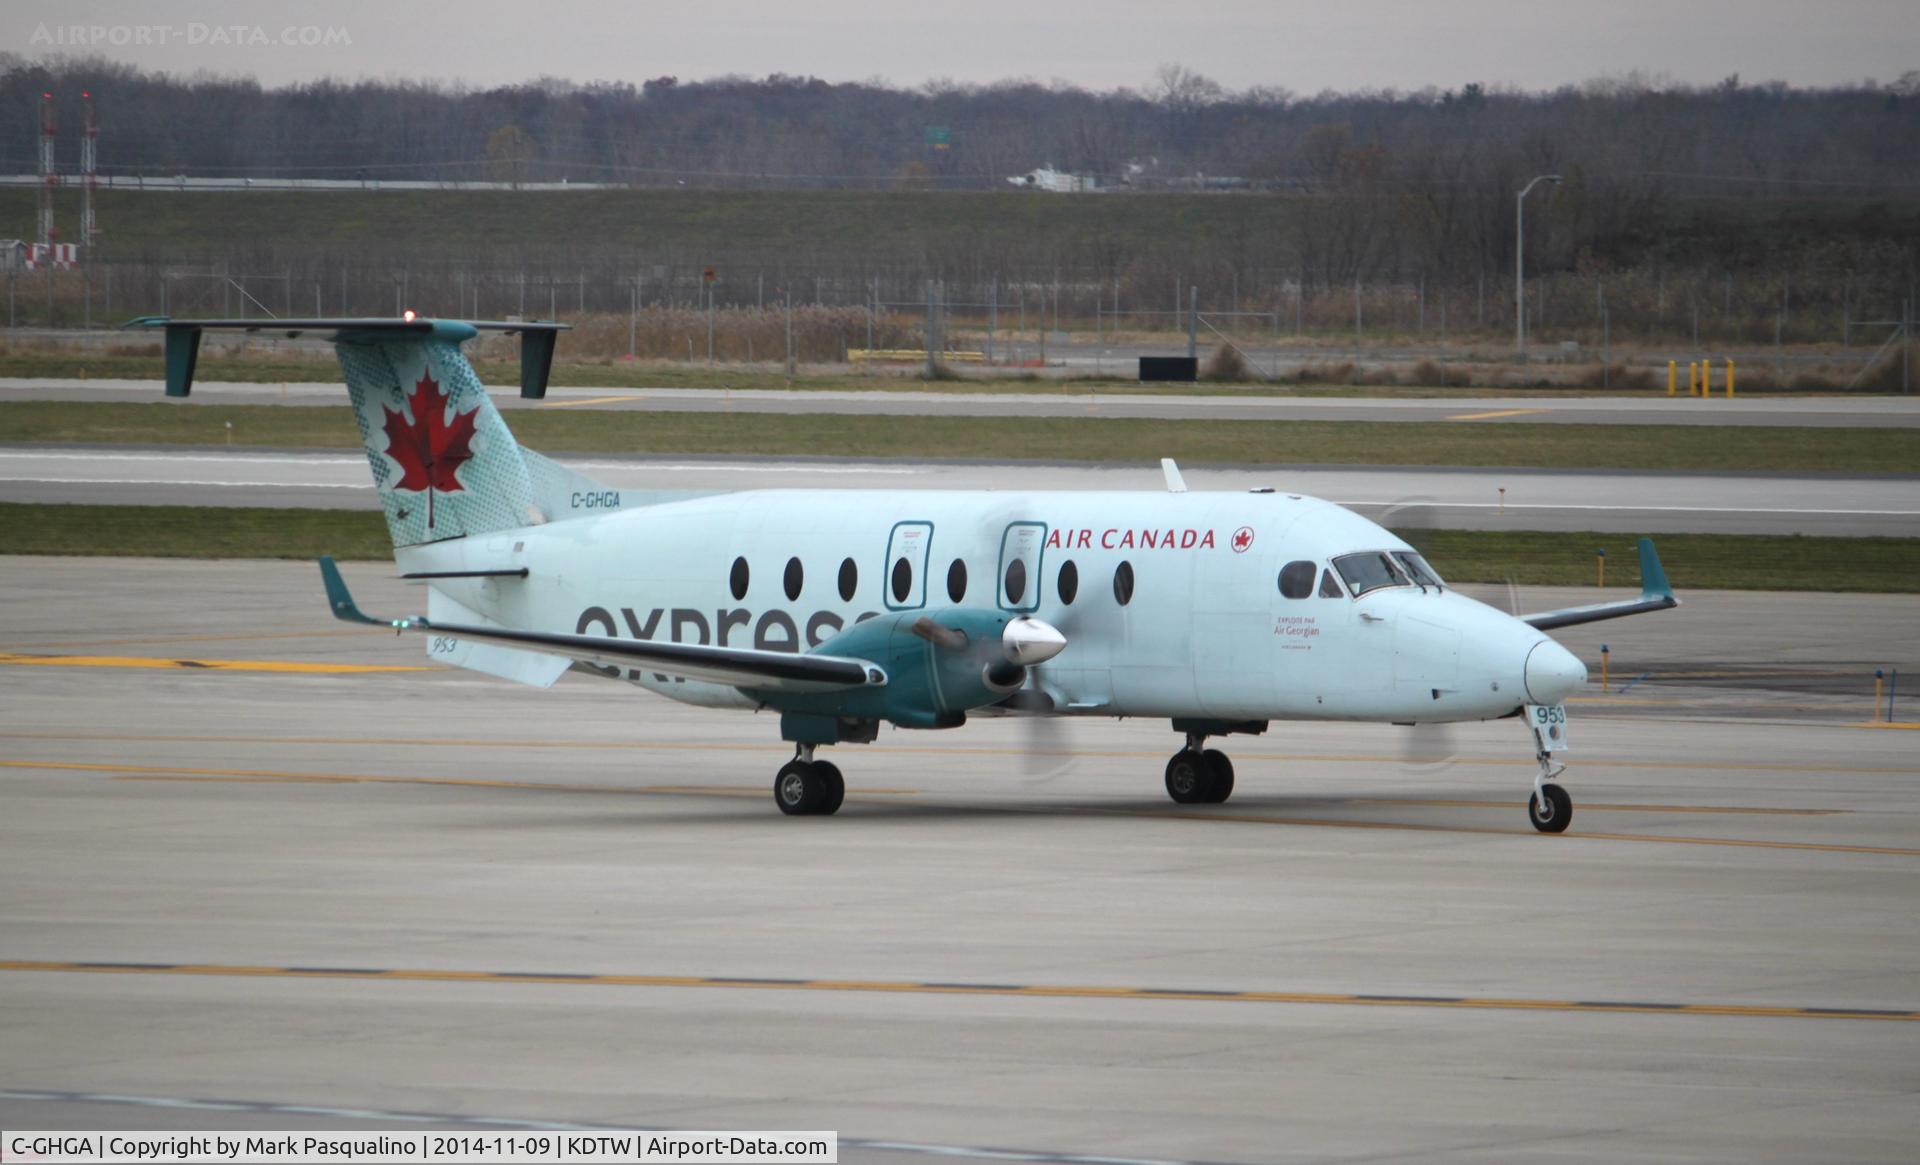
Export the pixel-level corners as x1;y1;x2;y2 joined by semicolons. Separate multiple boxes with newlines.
774;744;845;816
1164;732;1235;805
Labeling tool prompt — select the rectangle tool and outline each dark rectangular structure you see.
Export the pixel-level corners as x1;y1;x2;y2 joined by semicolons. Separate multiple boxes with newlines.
1139;356;1198;382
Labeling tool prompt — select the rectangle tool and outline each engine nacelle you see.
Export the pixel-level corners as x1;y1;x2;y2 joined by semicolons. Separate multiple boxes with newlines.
751;607;1065;739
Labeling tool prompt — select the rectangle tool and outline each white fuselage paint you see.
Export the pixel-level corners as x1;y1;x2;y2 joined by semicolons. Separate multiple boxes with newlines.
402;488;1571;724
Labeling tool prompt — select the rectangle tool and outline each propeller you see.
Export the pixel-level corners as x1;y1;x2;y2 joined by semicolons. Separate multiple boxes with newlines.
1377;493;1466;772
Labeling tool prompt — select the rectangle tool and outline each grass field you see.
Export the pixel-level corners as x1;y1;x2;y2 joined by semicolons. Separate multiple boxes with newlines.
3;502;1910;592
0;350;1564;397
10;187;1309;255
1;400;1910;473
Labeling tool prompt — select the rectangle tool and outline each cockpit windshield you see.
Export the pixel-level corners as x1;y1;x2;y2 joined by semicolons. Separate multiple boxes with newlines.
1392;551;1445;589
1333;551;1406;596
1334;550;1444;596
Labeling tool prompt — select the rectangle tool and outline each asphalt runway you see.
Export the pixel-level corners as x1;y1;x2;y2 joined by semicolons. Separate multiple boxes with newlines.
7;377;1919;427
4;445;1915;537
2;558;1917;1162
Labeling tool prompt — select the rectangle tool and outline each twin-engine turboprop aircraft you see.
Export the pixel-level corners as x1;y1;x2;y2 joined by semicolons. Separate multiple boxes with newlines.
135;315;1679;830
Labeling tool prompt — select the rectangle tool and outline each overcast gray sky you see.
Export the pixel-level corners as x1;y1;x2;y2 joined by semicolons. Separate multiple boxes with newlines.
9;0;1918;93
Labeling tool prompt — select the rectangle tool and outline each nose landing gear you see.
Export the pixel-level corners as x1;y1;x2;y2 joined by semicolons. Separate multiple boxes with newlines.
774;744;845;816
1525;704;1572;833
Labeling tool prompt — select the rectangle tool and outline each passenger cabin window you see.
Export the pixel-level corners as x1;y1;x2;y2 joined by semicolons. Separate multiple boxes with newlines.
947;559;968;602
730;556;750;600
838;558;858;601
1392;551;1444;589
1056;559;1079;605
1113;560;1135;606
1278;560;1316;599
783;556;804;601
891;556;913;603
1004;558;1028;606
1318;568;1345;598
1334;551;1410;597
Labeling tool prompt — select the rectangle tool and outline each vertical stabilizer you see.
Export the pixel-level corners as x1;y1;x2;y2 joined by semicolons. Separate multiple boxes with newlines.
338;338;541;546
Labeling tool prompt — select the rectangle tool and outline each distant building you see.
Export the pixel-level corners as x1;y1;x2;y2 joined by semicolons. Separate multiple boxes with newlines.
0;239;26;271
1007;166;1098;193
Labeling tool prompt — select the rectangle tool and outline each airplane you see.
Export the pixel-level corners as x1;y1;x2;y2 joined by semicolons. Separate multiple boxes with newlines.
132;314;1679;831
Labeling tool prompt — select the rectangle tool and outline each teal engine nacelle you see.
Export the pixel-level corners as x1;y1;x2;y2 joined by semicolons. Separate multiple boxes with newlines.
753;607;1066;744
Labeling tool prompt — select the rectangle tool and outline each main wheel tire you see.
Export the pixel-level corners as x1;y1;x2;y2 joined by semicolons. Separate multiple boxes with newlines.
1165;750;1211;804
775;760;823;816
1528;781;1572;833
814;761;845;816
1200;749;1235;804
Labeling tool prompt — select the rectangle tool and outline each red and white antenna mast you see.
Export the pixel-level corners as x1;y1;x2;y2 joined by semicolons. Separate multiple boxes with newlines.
37;91;57;247
81;91;99;247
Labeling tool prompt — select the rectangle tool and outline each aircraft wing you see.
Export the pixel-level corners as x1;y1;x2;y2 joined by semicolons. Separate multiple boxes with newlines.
1520;537;1680;630
318;558;885;693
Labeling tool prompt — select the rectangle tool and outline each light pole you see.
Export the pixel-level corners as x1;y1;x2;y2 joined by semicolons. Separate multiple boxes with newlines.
1515;173;1561;355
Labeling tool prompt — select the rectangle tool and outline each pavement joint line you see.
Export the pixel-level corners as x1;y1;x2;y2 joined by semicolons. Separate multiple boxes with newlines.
0;1090;1230;1165
4;759;1903;855
1;960;1913;1023
0;758;919;798
2;732;1911;776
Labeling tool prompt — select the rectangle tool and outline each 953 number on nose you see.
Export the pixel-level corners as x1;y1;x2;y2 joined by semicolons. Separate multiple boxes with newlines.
1527;702;1570;753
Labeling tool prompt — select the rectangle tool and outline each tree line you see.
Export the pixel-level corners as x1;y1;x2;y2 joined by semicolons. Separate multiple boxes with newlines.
2;56;1917;290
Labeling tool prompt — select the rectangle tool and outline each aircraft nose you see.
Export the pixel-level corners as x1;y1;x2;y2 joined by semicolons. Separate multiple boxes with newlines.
1524;640;1587;704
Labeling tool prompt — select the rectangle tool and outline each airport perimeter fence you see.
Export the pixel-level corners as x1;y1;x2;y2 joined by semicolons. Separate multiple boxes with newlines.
4;257;1915;388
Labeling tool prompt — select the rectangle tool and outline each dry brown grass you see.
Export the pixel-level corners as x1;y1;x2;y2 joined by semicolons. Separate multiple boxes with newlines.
1201;344;1255;381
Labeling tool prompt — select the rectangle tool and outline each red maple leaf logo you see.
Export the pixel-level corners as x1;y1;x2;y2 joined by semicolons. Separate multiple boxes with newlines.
1231;526;1255;553
381;372;478;529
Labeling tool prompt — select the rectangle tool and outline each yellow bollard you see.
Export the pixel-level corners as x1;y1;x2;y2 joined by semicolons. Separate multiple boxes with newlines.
1688;361;1697;396
1596;548;1607;588
1601;645;1610;694
1875;671;1885;722
1668;360;1677;396
1726;358;1735;398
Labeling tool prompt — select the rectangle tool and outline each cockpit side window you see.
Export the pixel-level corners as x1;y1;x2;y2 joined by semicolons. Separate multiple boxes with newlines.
1318;568;1345;598
1334;551;1405;596
1278;560;1317;599
1392;551;1444;589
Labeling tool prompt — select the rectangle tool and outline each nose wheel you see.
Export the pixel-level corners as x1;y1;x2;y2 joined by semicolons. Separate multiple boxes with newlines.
775;746;845;816
1165;735;1235;805
1528;781;1571;833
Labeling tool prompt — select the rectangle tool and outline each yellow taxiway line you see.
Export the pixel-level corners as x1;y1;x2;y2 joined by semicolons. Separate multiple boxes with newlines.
538;395;638;408
2;959;1912;1023
0;652;429;674
1447;407;1548;421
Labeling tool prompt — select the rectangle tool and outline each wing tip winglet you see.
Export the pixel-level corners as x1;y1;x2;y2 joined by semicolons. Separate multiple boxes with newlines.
1636;537;1675;602
317;555;381;626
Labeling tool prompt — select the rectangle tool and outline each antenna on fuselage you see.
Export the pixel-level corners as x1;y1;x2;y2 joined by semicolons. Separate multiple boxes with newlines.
1160;458;1188;493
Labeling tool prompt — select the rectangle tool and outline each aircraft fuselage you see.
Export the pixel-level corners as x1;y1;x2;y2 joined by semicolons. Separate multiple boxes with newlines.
403;487;1583;725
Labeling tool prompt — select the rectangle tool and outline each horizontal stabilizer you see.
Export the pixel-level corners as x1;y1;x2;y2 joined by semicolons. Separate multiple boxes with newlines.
1521;537;1680;630
426;586;568;688
319;556;885;693
124;315;568;399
